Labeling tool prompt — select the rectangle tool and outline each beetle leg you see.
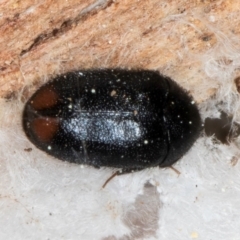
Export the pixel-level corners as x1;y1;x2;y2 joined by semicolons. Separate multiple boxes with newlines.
169;166;181;175
102;171;119;188
102;167;144;188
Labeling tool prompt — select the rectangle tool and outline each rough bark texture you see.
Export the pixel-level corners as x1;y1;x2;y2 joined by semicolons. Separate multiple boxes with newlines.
1;0;239;101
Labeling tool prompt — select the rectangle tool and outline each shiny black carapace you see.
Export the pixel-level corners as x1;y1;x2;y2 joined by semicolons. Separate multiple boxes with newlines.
23;69;201;173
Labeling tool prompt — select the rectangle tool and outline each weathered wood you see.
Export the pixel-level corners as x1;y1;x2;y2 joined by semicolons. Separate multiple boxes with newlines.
0;0;239;102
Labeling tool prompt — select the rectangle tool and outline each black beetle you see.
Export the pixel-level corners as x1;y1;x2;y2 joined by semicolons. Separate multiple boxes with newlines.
22;69;201;184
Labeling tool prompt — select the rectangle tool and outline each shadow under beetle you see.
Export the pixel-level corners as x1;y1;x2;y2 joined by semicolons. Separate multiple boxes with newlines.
22;69;202;186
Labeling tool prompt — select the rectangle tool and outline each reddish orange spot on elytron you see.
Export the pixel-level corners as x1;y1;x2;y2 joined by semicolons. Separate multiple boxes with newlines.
31;87;58;110
32;117;59;142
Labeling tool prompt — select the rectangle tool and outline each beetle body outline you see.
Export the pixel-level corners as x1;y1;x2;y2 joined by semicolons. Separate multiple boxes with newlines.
23;69;201;173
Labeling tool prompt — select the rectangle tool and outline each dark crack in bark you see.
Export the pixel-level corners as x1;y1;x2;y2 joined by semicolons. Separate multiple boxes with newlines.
20;0;114;56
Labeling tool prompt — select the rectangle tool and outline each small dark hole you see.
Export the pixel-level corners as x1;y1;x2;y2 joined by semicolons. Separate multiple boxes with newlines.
24;148;32;152
52;28;59;36
204;111;240;144
234;76;240;93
